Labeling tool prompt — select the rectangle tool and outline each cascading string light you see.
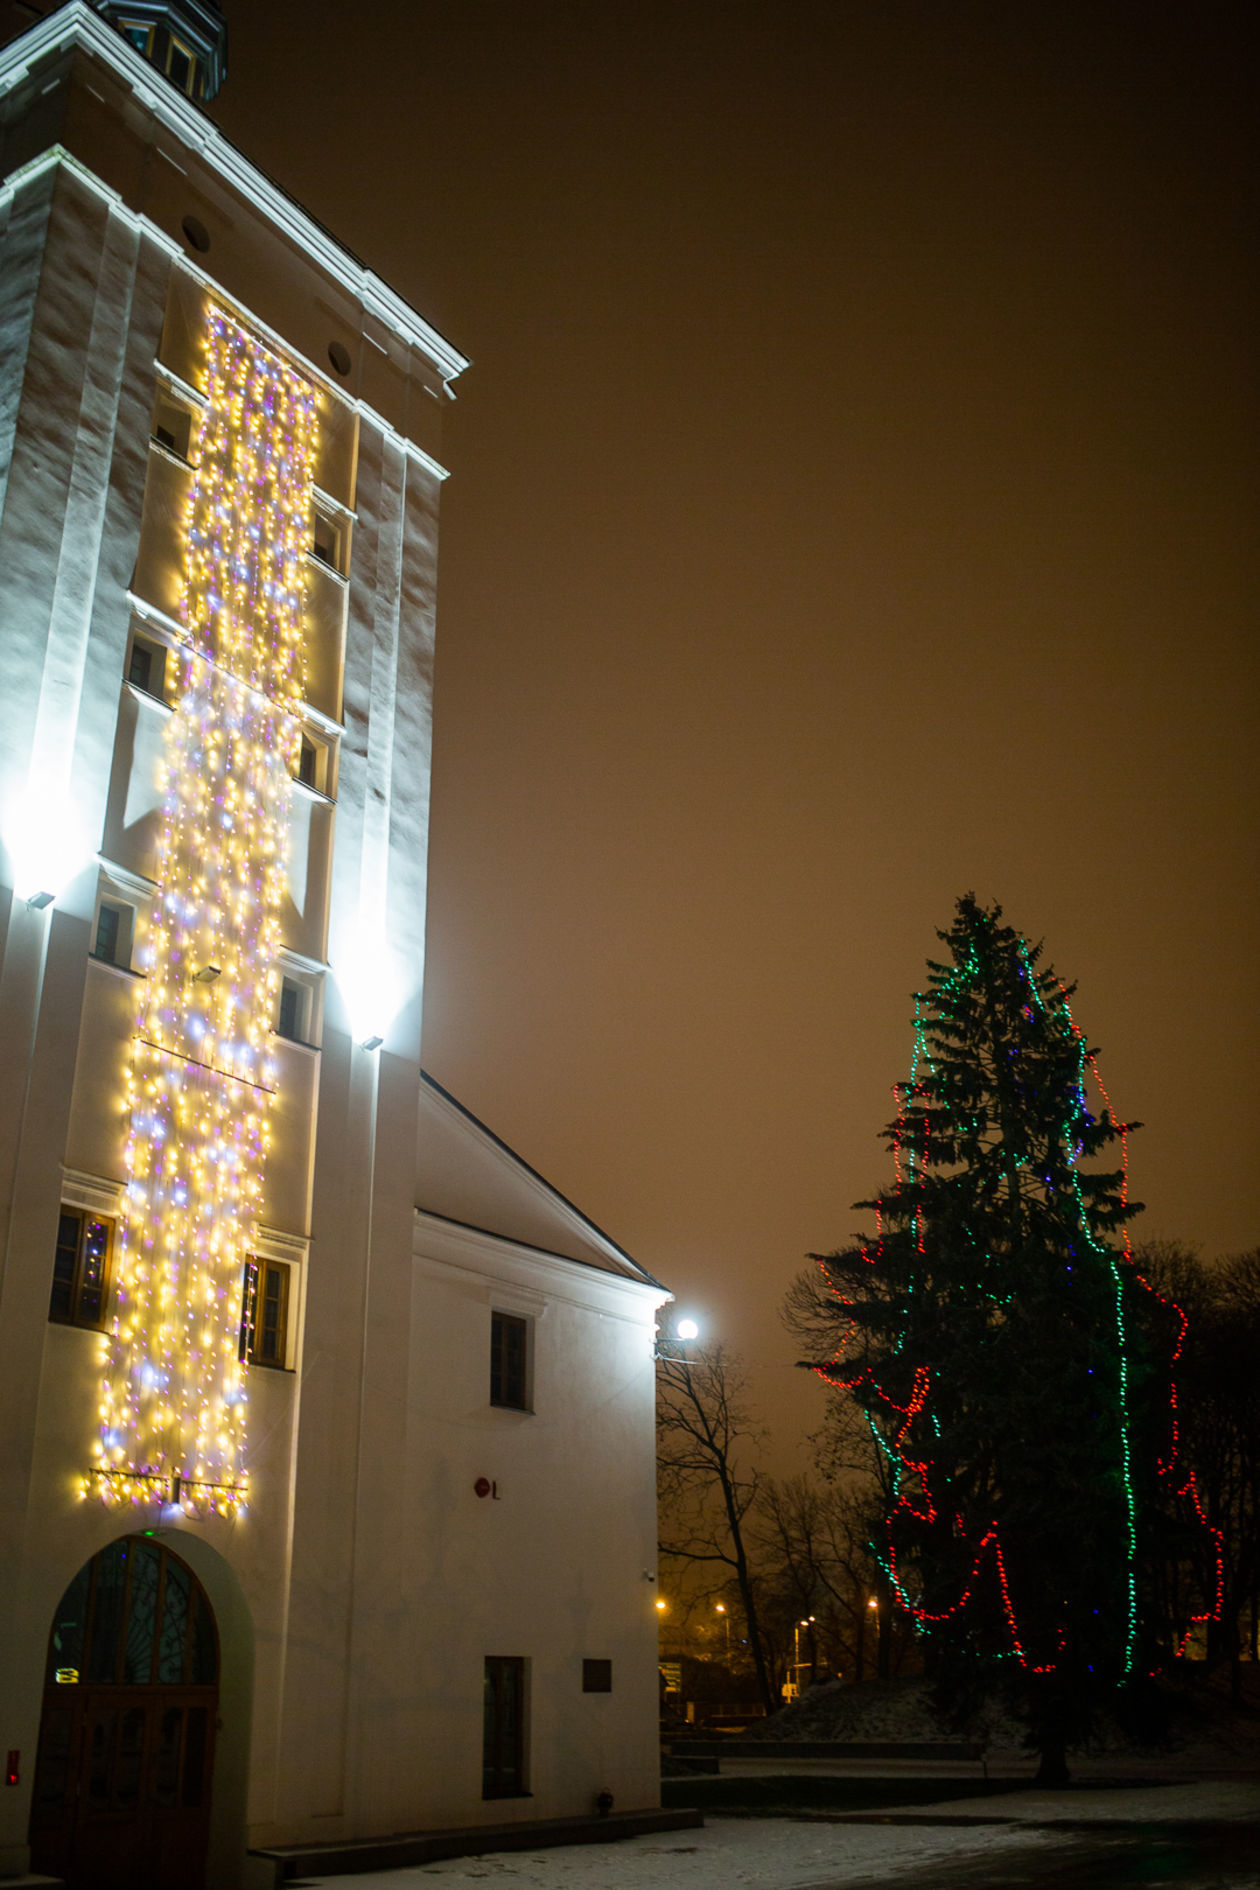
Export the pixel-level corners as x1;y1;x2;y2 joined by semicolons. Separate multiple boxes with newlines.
89;307;318;1519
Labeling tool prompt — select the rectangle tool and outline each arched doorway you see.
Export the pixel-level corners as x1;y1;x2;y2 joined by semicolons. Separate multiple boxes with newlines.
29;1535;219;1890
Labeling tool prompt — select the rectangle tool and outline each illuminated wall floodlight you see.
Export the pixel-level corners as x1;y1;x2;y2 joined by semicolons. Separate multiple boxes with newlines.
193;964;221;983
360;1034;383;1052
675;1318;699;1342
26;890;55;910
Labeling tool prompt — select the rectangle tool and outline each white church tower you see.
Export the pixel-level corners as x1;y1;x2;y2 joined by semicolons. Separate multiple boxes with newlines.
0;6;671;1884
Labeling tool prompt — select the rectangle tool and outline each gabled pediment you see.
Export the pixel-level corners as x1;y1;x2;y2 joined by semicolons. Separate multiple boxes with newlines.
415;1071;662;1287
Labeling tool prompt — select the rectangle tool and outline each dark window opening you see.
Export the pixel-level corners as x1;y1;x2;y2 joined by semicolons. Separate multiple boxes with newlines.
490;1312;528;1410
49;1210;113;1329
239;1257;289;1368
483;1656;526;1799
277;979;303;1042
94;903;121;966
127;635;166;700
127;641;151;692
297;737;318;787
167;39;194;94
152;392;192;459
582;1659;612;1693
312;513;340;571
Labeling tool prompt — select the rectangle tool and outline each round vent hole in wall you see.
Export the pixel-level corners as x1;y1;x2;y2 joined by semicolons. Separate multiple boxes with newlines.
328;340;352;377
181;215;210;253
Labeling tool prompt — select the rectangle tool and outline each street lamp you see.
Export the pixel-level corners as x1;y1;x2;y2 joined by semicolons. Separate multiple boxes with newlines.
715;1601;730;1658
655;1315;700;1360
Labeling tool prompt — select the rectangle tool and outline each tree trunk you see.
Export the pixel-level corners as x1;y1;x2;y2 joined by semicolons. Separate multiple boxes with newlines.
1034;1735;1070;1787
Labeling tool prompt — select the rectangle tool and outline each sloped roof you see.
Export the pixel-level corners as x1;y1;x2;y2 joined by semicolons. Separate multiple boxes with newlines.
415;1072;664;1289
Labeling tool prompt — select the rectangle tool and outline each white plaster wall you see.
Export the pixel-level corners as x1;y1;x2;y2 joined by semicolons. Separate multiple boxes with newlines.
0;19;666;1879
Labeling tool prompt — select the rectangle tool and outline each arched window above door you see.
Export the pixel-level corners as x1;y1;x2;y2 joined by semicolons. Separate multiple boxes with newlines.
47;1537;218;1690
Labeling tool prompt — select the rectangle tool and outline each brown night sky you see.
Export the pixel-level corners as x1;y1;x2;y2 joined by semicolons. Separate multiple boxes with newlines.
201;1;1254;1463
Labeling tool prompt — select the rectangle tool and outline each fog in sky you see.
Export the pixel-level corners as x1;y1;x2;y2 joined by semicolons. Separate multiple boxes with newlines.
211;0;1256;1468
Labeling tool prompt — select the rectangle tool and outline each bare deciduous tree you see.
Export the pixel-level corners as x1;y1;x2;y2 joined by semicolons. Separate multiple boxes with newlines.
656;1343;775;1714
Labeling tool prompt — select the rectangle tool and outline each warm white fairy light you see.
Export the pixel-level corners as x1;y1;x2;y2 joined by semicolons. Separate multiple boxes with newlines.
91;307;318;1518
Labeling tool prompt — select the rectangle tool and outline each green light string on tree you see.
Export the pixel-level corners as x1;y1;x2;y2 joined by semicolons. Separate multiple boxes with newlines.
807;897;1222;1694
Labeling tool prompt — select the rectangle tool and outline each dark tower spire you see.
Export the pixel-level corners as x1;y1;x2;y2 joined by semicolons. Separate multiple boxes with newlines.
93;0;227;102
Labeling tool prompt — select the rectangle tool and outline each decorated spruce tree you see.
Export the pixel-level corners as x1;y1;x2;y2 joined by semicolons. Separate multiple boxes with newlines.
796;897;1219;1779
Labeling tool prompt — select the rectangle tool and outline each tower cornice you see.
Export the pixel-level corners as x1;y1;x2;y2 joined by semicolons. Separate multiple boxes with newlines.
0;1;469;386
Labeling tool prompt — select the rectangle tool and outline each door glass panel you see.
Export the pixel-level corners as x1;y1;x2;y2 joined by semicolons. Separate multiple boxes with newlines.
33;1705;73;1807
181;1707;207;1807
188;1593;217;1685
153;1706;183;1807
115;1706;146;1806
48;1563;90;1683
122;1539;160;1683
157;1556;191;1683
85;1710;117;1806
85;1544;128;1684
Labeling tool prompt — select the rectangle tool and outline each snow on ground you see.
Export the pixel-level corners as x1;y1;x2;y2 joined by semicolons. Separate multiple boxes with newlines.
295;1817;1064;1890
295;1780;1260;1890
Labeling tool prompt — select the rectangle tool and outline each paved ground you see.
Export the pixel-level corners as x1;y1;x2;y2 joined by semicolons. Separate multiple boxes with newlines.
289;1778;1260;1890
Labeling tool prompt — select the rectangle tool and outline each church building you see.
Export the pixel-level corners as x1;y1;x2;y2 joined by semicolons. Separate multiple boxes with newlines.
0;5;669;1884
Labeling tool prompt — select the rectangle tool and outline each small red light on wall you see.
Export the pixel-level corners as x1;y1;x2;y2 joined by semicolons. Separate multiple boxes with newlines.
5;1750;18;1787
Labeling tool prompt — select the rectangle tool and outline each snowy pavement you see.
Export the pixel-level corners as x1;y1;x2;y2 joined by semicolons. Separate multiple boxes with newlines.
290;1780;1260;1890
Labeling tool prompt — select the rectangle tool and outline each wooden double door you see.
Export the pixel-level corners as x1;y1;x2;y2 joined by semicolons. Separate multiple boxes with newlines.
29;1537;218;1890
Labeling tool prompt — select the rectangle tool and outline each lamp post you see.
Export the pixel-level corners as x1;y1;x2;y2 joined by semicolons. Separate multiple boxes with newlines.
792;1615;815;1695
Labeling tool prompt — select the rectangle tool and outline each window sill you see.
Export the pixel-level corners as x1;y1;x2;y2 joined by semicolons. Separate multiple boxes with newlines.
272;1031;321;1057
124;678;173;715
307;548;349;586
90;953;143;979
489;1401;535;1418
292;776;336;807
149;435;195;472
482;1791;533;1802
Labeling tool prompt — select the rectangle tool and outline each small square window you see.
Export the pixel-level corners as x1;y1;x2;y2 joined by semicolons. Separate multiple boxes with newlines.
127;633;167;701
239;1257;290;1368
582;1659;612;1693
92;900;134;969
49;1210;113;1329
277;979;305;1043
166;38;195;95
311;511;342;573
296;734;326;792
119;20;153;54
490;1311;530;1411
152;394;192;459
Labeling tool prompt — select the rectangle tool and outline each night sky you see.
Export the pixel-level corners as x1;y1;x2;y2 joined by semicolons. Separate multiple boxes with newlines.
93;2;1260;1462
